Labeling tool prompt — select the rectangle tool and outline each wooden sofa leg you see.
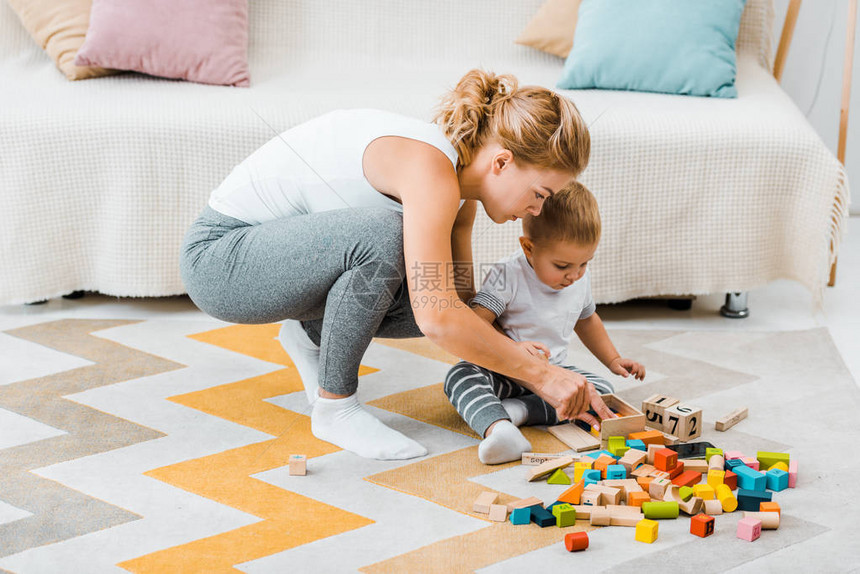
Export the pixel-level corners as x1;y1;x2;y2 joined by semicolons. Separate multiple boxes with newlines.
828;258;838;287
720;292;749;319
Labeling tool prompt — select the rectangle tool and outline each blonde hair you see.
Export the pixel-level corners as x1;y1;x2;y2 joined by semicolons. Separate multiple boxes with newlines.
522;180;601;246
433;69;590;175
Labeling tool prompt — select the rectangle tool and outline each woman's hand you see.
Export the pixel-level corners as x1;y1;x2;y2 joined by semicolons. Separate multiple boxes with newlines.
609;357;646;381
537;364;616;424
517;340;550;361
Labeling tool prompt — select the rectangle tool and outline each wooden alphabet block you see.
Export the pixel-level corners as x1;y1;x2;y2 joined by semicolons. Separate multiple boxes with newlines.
488;504;508;522
654;448;678;472
690;513;715;537
473;491;499;514
635;518;659;543
581;490;603;506
736;517;762;541
715;407;748;431
641;394;680;429
289;454;307;476
552;503;577;527
663;404;703;441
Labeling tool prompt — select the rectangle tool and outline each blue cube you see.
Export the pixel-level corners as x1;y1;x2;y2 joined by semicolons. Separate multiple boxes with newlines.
725;458;745;470
734;464;766;491
587;449;619;460
511;506;532;525
606;464;627;480
766;468;789;491
736;488;772;511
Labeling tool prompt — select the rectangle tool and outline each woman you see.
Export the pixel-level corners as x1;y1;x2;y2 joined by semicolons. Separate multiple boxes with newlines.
180;69;614;461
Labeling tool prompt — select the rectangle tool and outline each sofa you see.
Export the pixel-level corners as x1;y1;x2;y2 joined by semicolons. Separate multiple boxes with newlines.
0;0;848;311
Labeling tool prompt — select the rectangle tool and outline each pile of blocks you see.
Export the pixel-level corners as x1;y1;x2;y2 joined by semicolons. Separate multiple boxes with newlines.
472;435;795;550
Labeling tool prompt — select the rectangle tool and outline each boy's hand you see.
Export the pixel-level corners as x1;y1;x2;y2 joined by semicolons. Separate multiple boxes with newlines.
609;357;646;381
517;340;550;361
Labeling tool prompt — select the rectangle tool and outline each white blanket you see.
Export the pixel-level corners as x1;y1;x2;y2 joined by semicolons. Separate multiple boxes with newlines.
0;0;847;305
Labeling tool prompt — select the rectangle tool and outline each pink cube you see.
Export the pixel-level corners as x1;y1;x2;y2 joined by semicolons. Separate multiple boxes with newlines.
725;450;744;460
737;517;762;541
788;460;798;488
741;457;760;471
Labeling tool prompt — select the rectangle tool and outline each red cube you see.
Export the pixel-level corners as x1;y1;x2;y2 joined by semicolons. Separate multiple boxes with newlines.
724;470;738;490
690;513;715;538
667;460;685;480
654;448;678;472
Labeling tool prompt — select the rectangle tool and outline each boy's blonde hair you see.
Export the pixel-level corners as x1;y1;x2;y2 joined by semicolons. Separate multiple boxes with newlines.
522;181;601;246
433;69;590;176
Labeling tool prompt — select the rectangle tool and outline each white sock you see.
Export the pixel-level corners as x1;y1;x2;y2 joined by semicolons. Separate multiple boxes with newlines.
311;394;427;460
501;398;529;427
478;420;532;465
278;320;320;405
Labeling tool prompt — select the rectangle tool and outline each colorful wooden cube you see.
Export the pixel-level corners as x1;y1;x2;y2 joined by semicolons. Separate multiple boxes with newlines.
760;501;781;516
737;517;762;541
741;457;760;471
672;470;702;488
564;531;589;552
552;503;577;527
289;454;307;476
692;484;715;500
690;513;715;537
725;450;744;460
642;394;680;429
788;460;798;488
707;469;725;490
626;439;647;451
734;465;766;491
628;491;651;508
594;454;616;478
573;461;592;483
510;506;531;525
628;429;666;446
608;435;629;457
488;504;508;522
766;468;789;492
663;404;703;440
530;505;557;527
473;491;499;514
635;518;660;543
607;464;627;480
654;448;678;472
705;447;724;461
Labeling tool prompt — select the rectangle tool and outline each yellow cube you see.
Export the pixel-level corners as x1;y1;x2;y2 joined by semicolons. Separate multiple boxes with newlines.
635;518;659;543
707;469;725;490
692;484;716;500
573;462;592;483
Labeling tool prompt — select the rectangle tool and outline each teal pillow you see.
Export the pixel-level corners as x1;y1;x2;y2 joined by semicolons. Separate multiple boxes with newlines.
557;0;747;98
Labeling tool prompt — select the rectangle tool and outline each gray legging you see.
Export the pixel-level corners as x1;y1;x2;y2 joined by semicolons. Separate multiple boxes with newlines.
180;205;423;395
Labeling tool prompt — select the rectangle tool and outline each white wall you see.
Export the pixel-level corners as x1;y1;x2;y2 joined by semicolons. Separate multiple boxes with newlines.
774;0;859;214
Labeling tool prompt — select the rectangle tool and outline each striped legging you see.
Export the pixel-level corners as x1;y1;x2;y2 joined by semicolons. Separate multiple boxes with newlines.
444;361;614;438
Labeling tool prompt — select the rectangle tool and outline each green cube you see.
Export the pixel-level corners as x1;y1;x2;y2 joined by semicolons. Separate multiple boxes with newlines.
552;503;577;527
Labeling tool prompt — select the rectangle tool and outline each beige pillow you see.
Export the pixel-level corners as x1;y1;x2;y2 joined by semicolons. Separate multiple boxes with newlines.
515;0;582;59
6;0;119;80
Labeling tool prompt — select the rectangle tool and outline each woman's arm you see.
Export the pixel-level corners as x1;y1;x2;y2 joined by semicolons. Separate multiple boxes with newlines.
451;199;478;304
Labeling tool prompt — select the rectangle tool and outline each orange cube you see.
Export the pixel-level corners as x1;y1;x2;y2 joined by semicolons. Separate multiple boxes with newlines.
690;513;715;538
628;491;651;508
594;454;615;478
628;430;665;445
636;475;654;490
654;448;678;472
759;501;781;516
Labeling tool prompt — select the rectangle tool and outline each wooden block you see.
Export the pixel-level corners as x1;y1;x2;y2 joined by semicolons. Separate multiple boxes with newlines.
488;504;508;522
716;484;738;512
715;407;748;431
581;490;603;506
530;505;557;528
593;454;616;478
636;475;654;490
547;423;601;452
606;464;627;480
760;501;781;516
649;470;671;481
598;394;647;442
628;491;651;508
510;506;531;525
692;484;715;500
663;404;703;441
564;531;589;552
646;444;663;465
703;499;724;515
737;517;762;541
521;452;573;466
628;429;665;446
678;496;704;516
724;470;738;491
552;503;577;527
642;394;680;429
572;505;597;520
547;468;572;485
667;461;685;480
610;512;643;527
788;460;798;488
473;491;499;514
632;464;655;478
557;481;585;505
507;496;543;512
618;449;647;472
690;513;715;537
641;501;679;519
527;456;575;482
660;431;681;445
591;486;622;505
770;461;789;472
635;518;659;543
683;459;710;474
737;489;772;512
589;506;611;526
709;455;725;471
707;469;725;490
672;470;702;488
743;511;780;529
573;461;592;483
757;451;790;469
649;477;672;500
288;454;307;476
654;448;678;472
606;504;643;515
662;485;681;502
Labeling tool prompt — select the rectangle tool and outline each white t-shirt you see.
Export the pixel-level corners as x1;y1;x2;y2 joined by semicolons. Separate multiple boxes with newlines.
470;250;596;366
208;108;461;224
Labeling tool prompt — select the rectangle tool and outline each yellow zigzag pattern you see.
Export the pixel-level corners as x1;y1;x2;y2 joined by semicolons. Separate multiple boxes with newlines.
119;324;377;573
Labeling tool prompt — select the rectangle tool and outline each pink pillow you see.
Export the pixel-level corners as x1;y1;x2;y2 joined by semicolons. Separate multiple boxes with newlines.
74;0;250;87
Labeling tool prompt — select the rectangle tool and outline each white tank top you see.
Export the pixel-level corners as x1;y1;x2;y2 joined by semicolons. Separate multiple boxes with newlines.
208;109;462;224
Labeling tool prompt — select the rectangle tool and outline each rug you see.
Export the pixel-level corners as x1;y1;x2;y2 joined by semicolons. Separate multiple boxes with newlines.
0;319;858;573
